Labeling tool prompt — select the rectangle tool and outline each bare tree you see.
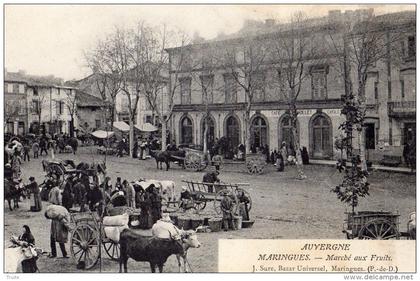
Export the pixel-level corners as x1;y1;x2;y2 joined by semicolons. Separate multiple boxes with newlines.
271;12;323;179
63;88;77;137
222;36;267;154
85;37;123;128
190;46;220;153
138;24;192;151
328;14;405;171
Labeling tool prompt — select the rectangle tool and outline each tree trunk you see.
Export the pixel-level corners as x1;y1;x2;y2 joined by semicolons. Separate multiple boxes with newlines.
203;117;208;153
129;119;134;158
70;117;75;137
244;101;251;154
161;120;167;152
358;125;368;171
290;108;306;179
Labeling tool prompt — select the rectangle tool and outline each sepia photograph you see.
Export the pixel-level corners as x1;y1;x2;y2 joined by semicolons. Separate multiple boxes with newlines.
2;2;417;275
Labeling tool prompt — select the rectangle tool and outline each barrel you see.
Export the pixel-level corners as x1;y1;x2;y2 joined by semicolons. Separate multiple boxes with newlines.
177;216;191;230
208;218;222;232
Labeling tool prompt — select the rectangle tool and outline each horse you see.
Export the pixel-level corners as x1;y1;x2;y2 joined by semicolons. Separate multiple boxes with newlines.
66;137;79;155
149;150;186;171
4;179;24;211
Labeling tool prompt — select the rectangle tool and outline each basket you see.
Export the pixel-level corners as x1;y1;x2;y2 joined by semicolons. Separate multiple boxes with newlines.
242;220;255;228
177;216;192;230
233;215;242;230
208;218;222;232
191;218;203;230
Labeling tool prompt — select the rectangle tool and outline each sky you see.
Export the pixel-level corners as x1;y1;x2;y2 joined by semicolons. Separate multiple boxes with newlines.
4;4;415;81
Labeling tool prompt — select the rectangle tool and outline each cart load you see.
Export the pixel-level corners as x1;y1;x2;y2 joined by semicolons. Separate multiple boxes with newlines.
343;211;416;240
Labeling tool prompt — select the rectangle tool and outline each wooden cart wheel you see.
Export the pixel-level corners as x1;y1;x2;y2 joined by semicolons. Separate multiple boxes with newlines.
245;156;265;175
193;192;207;210
103;239;120;261
236;188;252;212
48;163;65;186
70;223;100;269
212;155;223;170
214;189;239;215
185;153;203;172
358;218;400;240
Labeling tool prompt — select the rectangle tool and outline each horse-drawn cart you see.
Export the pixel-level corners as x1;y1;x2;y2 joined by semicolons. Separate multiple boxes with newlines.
42;159;105;186
69;208;139;270
343;211;415;240
171;148;209;172
181;180;252;215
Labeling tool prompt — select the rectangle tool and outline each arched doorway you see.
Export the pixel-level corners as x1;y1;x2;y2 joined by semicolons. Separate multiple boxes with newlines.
225;115;240;151
251;115;268;150
278;114;299;150
310;114;332;158
180;116;193;145
201;115;215;148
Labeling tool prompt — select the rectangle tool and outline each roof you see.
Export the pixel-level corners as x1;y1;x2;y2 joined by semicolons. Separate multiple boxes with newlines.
166;10;415;53
4;71;67;88
76;90;105;107
4;72;29;83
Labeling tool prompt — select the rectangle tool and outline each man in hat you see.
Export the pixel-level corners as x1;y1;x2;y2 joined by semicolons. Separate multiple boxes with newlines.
202;170;220;193
221;192;234;231
27;177;42;212
152;213;180;239
180;186;193;210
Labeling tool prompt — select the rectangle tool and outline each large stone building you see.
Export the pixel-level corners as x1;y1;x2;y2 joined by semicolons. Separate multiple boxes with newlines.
167;9;415;161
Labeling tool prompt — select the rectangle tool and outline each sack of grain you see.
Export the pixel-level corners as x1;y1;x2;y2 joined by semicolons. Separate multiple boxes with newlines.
45;205;69;220
103;213;129;226
104;225;128;242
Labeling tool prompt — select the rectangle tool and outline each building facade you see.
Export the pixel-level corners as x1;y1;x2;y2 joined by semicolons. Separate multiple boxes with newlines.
167;10;415;161
4;75;30;135
70;71;170;134
75;90;107;133
4;71;90;136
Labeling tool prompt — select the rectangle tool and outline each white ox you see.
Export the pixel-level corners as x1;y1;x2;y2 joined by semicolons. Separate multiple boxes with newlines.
136;179;176;203
5;245;40;273
152;219;201;272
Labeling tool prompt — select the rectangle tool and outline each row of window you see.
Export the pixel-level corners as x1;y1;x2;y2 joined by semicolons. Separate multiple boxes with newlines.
30;100;65;115
4;83;25;94
179;70;328;105
180;113;333;158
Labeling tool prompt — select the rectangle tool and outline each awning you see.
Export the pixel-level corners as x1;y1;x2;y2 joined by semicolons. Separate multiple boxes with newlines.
113;121;130;132
135;122;158;132
91;130;115;139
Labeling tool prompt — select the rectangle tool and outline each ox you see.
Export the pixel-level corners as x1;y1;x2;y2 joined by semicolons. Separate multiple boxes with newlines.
136;179;176;203
119;228;200;273
152;218;201;272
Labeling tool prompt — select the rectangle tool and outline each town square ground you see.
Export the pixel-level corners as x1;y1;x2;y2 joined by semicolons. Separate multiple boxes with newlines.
4;147;416;273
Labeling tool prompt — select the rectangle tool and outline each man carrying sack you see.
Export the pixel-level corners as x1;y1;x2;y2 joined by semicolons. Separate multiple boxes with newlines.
44;205;70;258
